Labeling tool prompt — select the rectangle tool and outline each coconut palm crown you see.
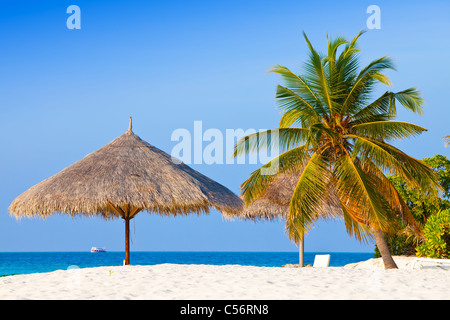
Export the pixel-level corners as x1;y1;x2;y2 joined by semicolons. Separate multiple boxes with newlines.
233;31;441;268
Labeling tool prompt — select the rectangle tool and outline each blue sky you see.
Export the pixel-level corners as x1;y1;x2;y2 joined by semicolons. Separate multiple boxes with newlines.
1;0;449;252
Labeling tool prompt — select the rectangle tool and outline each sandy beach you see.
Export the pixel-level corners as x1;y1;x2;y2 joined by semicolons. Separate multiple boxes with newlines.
1;257;448;300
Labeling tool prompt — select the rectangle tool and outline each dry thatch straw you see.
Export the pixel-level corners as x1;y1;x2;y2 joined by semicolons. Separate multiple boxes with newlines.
240;171;342;221
9;118;243;264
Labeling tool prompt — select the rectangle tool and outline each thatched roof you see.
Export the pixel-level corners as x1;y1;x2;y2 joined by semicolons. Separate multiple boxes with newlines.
9;121;244;220
240;172;342;221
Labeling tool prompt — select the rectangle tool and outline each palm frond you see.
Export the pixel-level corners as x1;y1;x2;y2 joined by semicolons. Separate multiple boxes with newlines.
351;120;427;141
348;134;441;195
333;150;391;231
326;34;348;62
240;145;311;204
302;31;335;115
326;34;349;90
286;151;331;242
268;65;324;114
233;128;310;157
350;91;392;122
335;30;365;83
393;88;424;115
279;109;303;128
351;88;424;122
339;197;373;243
341;56;395;115
274;85;323;124
444;135;450;147
360;157;420;235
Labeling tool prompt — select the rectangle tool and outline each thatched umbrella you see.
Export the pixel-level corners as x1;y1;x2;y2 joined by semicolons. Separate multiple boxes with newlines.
240;172;342;266
9;118;244;264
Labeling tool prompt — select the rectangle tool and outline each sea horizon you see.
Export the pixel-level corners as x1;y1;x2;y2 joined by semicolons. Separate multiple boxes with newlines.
0;251;375;276
0;250;374;253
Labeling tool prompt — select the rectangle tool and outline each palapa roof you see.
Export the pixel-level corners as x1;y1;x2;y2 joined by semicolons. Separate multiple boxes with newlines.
240;172;342;221
9;120;244;220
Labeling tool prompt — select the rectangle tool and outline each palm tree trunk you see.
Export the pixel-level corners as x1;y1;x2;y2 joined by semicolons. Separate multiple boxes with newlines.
373;230;398;269
298;238;304;267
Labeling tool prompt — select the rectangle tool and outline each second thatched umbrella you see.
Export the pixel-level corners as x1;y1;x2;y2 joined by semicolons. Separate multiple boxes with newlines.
241;172;342;266
9;118;244;264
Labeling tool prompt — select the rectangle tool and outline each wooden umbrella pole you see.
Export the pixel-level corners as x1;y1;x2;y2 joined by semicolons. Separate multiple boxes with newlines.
124;207;141;265
125;217;130;265
106;201;131;265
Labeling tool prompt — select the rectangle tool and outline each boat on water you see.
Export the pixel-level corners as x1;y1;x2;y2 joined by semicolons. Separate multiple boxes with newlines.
90;247;106;253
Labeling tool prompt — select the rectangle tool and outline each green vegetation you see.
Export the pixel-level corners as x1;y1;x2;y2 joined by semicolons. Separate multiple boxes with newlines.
375;155;450;257
416;209;450;258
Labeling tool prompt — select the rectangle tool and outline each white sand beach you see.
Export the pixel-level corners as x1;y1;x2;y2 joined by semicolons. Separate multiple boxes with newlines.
1;257;449;300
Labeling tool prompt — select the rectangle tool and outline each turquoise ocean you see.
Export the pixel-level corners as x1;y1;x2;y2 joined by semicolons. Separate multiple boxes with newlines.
0;251;374;275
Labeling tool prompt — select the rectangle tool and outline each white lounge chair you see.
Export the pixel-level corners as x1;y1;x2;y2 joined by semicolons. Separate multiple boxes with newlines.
313;254;330;268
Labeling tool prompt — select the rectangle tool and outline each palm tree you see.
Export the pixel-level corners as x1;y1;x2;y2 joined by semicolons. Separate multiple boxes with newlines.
233;31;441;269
